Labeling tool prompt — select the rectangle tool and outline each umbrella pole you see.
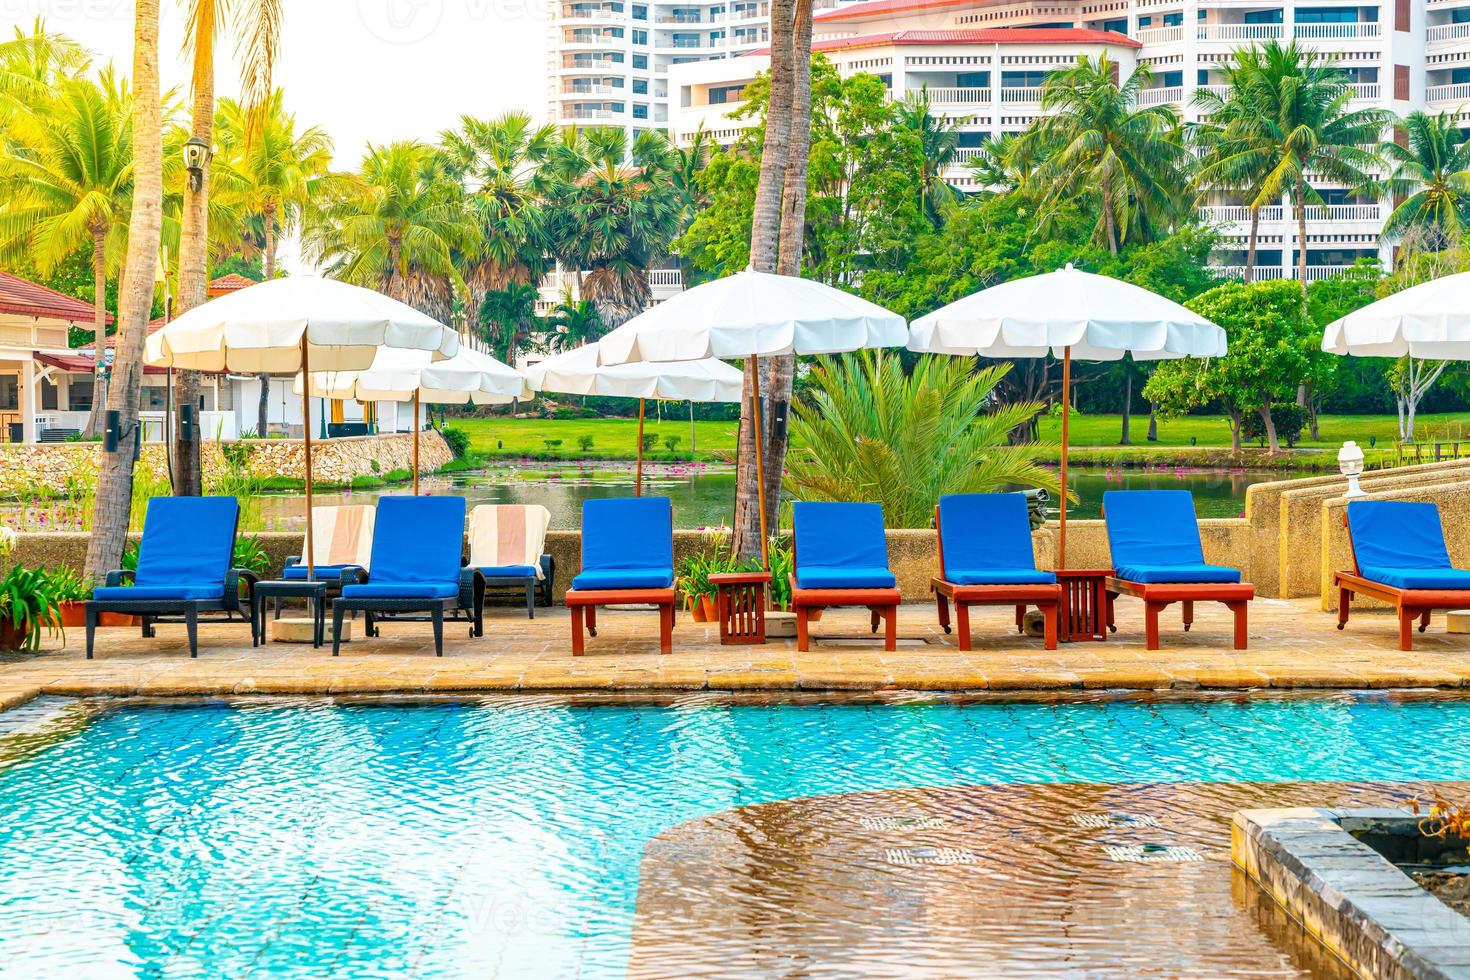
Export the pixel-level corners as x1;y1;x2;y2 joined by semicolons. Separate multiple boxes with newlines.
635;398;645;497
300;336;316;581
413;390;420;496
1058;345;1072;572
751;353;770;570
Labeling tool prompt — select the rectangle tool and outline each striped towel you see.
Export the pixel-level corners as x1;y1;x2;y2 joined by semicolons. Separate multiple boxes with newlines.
311;505;376;570
468;505;552;580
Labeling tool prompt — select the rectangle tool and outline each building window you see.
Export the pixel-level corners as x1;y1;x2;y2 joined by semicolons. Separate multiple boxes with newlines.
632;28;647;43
956;71;989;86
708;84;745;103
1160;70;1183;87
632;54;647;68
1001;70;1048;87
1162;12;1183;26
0;375;18;411
633;103;648;119
1395;63;1409;99
633;78;648;93
1243;9;1283;24
1102;18;1126;33
1198;69;1210;85
1137;15;1151;26
1296;7;1359;22
69;382;92;413
632;3;647;18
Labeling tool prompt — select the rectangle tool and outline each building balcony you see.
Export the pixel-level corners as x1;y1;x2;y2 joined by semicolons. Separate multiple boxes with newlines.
562;84;626;96
1137;85;1183;107
561;108;623;122
1294;22;1381;39
999;86;1042;104
1200;204;1381;224
559;7;625;21
1200;205;1286;223
559;59;623;72
656;13;703;22
1428;21;1470;42
927;86;993;107
1427;81;1470;103
1135;25;1185;44
1212;265;1357;281
1198;24;1284;42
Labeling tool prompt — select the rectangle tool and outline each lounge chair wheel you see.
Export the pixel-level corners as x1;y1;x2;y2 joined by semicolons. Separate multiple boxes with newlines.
1184;624;1191;632
1337;623;1345;630
1108;624;1117;633
942;625;951;634
588;627;597;637
1420;624;1428;633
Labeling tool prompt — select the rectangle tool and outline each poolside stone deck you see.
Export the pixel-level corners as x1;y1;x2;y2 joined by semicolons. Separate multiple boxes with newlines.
4;595;1470;712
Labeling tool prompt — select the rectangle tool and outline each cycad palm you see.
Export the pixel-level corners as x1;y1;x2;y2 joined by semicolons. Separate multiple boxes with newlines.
784;351;1058;529
895;88;963;224
1022;54;1186;253
0;71;132;433
1378;111;1470;251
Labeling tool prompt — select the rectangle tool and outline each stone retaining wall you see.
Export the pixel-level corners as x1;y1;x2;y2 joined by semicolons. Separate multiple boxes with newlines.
0;432;450;497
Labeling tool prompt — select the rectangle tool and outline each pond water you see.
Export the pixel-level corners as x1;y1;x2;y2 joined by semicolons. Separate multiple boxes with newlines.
1;695;1467;977
248;462;1275;530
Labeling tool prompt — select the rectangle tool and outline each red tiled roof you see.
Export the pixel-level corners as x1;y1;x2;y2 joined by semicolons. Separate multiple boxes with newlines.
0;270;113;324
754;26;1139;55
33;350;170;376
207;273;257;294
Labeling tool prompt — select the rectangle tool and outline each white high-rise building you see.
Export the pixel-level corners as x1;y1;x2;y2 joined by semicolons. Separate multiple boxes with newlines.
668;0;1453;280
547;0;854;134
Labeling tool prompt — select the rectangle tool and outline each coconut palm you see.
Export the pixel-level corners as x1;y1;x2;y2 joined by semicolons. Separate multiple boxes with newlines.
544;297;602;351
304;140;473;321
86;0;164;580
544;126;680;330
440;111;556;305
1194;60;1278;282
1021;55;1188;253
784;351;1058;529
0;18;88;127
1204;41;1389;287
967;132;1033;193
214;89;331;435
1377;111;1470;251
894;88;964;225
0;71;133;435
479;281;541;365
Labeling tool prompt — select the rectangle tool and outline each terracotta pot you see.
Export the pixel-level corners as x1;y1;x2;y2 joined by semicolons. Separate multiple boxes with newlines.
699;595;718;622
0;620;25;651
58;601;87;628
98;612;140;628
807;607;825;622
689;597;710;623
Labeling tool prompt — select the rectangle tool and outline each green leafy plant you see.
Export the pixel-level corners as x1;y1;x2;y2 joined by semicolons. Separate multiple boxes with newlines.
120;540;139;572
369;458;381;474
767;543;794;612
45;566;93;602
543;438;564;451
577;435;595;452
676;552;713;605
0;565;62;652
1241;403;1310;448
663;435;681;453
440;424;472;460
232;536;272;576
641;433;658;452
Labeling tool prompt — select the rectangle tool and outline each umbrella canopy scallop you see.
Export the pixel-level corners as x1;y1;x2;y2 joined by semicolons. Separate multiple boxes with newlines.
304;345;532;405
526;344;744;402
595;271;907;365
145;276;459;373
908;265;1226;361
1322;271;1470;360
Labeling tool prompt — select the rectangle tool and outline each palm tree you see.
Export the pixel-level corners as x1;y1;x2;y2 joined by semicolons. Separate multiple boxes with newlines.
894;88;964;225
785;351;1058;528
1022;54;1188;253
544;297;602;351
172;0;284;494
967;132;1032;193
1378;111;1470;252
0;18;88;127
478;281;541;365
1204;41;1389;287
1194;61;1277;282
0;71;133;436
304;140;472;321
86;0;164;580
440;111;556;306
544;127;680;330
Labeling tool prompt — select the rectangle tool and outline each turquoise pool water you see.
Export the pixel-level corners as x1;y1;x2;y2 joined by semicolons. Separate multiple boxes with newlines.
1;696;1468;976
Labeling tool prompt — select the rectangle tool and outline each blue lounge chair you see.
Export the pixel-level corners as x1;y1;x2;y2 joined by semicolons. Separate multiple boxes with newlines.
1336;500;1470;650
563;497;675;655
331;496;476;657
790;501;901;651
932;493;1060;650
1103;490;1254;650
86;496;256;659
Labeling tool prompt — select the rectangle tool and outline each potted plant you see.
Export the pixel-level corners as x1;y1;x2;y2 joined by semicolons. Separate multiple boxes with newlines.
0;565;62;652
49;566;93;628
677;553;716;622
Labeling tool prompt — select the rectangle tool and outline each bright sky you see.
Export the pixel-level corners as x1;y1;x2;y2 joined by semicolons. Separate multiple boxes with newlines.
6;1;550;272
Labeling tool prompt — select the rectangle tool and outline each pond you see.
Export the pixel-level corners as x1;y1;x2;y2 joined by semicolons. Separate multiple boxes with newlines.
249;462;1275;530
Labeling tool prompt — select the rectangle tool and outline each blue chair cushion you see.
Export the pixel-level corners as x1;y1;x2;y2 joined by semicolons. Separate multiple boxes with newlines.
282;563;357;581
581;497;673;574
478;565;539;579
341;582;459;600
938;493;1041;581
793;502;892;591
93;584;226;602
1347;501;1455;571
794;565;897;590
1114;563;1242;585
1358;566;1470;591
946;568;1057;586
1103;490;1207;569
134;496;238;589
572;567;675;590
359;496;465;596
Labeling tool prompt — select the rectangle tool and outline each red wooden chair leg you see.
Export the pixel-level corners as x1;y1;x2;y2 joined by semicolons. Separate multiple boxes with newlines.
1105;591;1118;633
1399;608;1417;651
1419;608;1432;633
935;592;951;634
1182;600;1194;632
1042;603;1058;650
571;604;586;656
883;605;897;651
1229;600;1248;650
870;609;881;634
955;602;971;652
1338;587;1352;630
586;603;597;636
1014;604;1025;633
1144;601;1164;650
659;602;673;654
796;607;810;652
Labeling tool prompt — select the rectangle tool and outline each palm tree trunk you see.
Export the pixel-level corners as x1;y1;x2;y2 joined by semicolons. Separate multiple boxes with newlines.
1119;365;1132;445
1244;206;1259;284
86;0;162;581
85;226;108;438
734;0;796;559
1102;185;1119;254
1295;174;1309;289
760;0;813;542
173;10;215;496
256;201;276;437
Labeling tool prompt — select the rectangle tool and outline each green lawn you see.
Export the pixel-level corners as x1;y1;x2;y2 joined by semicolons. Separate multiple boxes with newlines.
446;412;1470;467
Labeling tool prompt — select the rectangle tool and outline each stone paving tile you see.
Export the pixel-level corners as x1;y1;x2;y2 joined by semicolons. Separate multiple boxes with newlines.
4;598;1470;712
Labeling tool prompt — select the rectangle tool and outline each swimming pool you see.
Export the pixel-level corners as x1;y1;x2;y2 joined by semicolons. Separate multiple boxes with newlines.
1;695;1467;977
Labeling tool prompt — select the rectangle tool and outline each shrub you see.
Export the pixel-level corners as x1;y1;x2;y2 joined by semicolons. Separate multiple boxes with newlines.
543;439;563;451
232;536;272;576
550;406;597;420
440;425;471;460
641;433;658;452
577;435;595;452
663;435;681;453
0;565;62;651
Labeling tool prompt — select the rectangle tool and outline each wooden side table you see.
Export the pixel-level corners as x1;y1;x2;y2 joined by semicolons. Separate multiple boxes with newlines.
1055;568;1113;643
710;571;772;645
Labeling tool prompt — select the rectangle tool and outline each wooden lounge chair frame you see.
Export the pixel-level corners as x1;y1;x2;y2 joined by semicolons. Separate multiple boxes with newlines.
564;503;676;656
788;575;901;652
929;505;1059;651
1333;511;1470;651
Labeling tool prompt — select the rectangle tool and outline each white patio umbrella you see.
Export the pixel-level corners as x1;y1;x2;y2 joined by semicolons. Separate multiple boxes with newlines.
908;264;1227;567
525;343;744;495
1322;271;1470;359
298;344;531;494
145;277;460;579
595;271;907;564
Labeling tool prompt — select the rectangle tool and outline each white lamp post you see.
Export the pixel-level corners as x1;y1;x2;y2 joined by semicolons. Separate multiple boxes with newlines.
1338;441;1367;498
